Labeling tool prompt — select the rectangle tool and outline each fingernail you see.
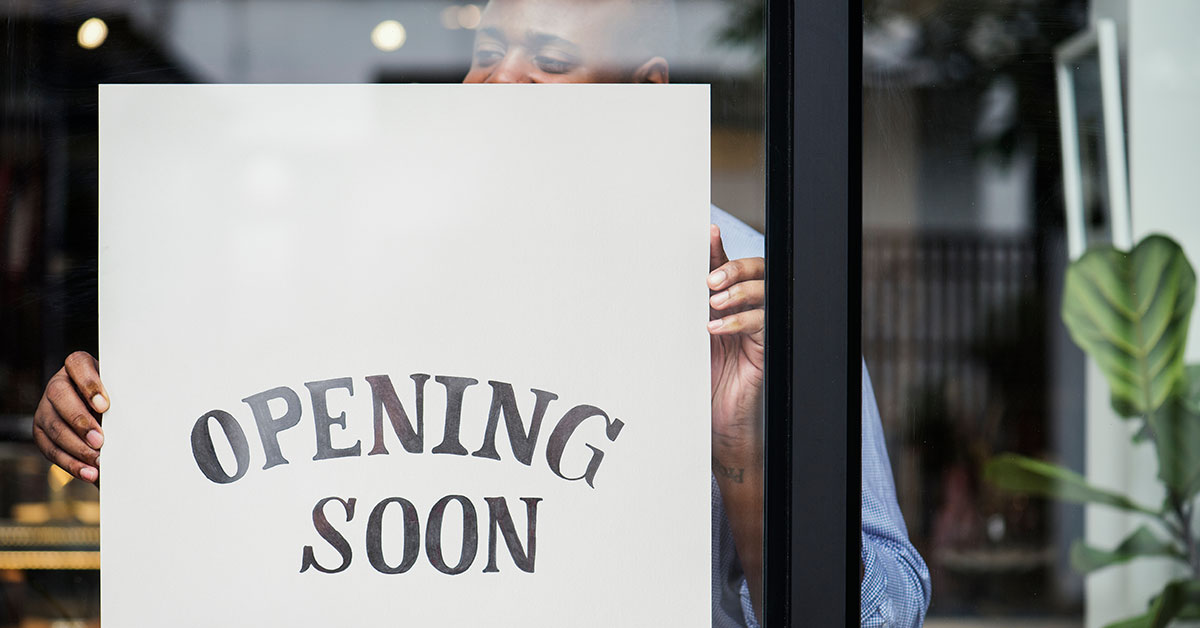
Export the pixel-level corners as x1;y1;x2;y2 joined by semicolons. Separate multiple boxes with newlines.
87;430;104;449
80;467;98;482
92;394;108;412
710;291;730;307
708;319;724;331
708;270;727;288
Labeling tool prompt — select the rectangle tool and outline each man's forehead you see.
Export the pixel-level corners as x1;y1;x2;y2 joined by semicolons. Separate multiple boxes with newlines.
480;0;637;42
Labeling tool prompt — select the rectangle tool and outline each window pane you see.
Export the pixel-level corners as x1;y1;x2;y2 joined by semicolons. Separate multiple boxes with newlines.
1;1;767;626
865;0;1200;625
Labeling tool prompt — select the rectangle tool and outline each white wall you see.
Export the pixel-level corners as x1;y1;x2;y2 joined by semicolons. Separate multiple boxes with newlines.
1086;1;1200;626
1128;1;1200;249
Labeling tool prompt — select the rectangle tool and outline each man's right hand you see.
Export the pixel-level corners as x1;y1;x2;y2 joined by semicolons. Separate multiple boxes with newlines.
33;351;109;485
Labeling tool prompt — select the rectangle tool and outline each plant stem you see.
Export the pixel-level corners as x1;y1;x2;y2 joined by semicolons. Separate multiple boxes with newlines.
1144;410;1200;576
1171;495;1200;577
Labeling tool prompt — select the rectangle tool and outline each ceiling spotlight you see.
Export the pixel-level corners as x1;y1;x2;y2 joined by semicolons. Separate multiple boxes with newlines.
78;17;108;50
371;20;407;52
457;5;482;30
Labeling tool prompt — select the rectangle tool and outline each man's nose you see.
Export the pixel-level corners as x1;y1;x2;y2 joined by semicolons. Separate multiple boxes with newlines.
485;53;534;83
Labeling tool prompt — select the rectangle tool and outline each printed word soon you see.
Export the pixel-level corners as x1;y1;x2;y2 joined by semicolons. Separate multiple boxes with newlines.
300;494;542;575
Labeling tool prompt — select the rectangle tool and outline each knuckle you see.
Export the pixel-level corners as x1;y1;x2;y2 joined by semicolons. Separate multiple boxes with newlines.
45;420;64;441
50;378;80;402
68;411;92;430
65;351;88;369
46;378;68;399
36;432;60;460
33;400;49;424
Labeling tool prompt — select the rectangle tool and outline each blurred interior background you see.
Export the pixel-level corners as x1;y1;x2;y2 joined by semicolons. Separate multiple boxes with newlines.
865;1;1200;626
4;0;1200;626
864;0;1090;622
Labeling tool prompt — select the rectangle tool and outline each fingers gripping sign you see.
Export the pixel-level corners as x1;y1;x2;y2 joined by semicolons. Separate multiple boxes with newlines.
708;224;766;365
34;351;110;484
707;226;766;342
707;223;765;450
65;351;110;415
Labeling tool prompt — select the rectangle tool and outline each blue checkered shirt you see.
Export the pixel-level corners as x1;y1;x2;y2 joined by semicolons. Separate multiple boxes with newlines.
710;206;931;627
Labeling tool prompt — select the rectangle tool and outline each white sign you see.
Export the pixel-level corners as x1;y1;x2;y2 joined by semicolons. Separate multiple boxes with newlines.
98;84;711;626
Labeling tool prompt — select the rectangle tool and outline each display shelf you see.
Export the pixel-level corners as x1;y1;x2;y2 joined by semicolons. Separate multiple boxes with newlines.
0;550;99;570
0;523;99;570
0;523;99;548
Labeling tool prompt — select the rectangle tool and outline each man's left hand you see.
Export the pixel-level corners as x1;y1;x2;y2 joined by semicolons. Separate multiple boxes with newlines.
708;224;765;462
707;223;766;621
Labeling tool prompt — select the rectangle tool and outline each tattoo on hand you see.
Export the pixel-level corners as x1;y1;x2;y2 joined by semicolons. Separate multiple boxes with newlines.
715;462;745;484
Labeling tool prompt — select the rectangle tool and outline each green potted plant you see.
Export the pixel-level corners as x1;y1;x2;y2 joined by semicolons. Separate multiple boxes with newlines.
986;234;1200;627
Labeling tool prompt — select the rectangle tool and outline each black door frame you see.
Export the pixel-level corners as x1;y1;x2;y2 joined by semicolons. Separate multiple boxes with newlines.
763;0;860;625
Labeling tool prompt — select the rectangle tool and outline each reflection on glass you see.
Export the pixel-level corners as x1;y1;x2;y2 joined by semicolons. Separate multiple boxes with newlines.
77;17;109;50
371;20;408;52
0;1;766;626
867;1;1200;626
864;0;1091;623
1070;52;1112;248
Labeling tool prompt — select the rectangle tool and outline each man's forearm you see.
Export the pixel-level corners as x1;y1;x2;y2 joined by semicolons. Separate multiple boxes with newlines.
714;447;764;624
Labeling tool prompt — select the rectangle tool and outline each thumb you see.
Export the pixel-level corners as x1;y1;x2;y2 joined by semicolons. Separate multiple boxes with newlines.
710;224;729;272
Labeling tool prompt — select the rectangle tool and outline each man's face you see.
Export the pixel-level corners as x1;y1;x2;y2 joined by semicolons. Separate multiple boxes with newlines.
462;0;668;84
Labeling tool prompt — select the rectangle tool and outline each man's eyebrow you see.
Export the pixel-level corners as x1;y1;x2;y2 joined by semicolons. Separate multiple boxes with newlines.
479;26;506;41
525;30;580;52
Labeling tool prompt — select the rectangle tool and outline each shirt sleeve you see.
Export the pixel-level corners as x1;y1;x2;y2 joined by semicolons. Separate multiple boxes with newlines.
707;209;930;624
710;205;764;628
713;476;761;628
861;360;932;626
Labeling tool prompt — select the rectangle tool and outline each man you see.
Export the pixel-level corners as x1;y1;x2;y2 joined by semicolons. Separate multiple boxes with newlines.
32;0;929;625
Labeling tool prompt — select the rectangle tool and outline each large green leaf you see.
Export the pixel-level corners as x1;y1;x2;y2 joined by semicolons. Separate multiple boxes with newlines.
1062;235;1196;418
984;454;1159;516
1181;603;1200;621
1104;580;1200;628
1184;364;1200;414
1149;399;1200;500
1107;611;1155;628
1134;580;1200;628
1070;525;1186;574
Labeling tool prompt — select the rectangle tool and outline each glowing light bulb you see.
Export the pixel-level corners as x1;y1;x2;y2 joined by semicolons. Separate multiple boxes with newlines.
457;5;482;30
371;20;407;52
78;17;108;50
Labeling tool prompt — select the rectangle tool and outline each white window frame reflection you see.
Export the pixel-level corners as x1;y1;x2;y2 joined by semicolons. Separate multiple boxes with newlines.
1055;18;1132;259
